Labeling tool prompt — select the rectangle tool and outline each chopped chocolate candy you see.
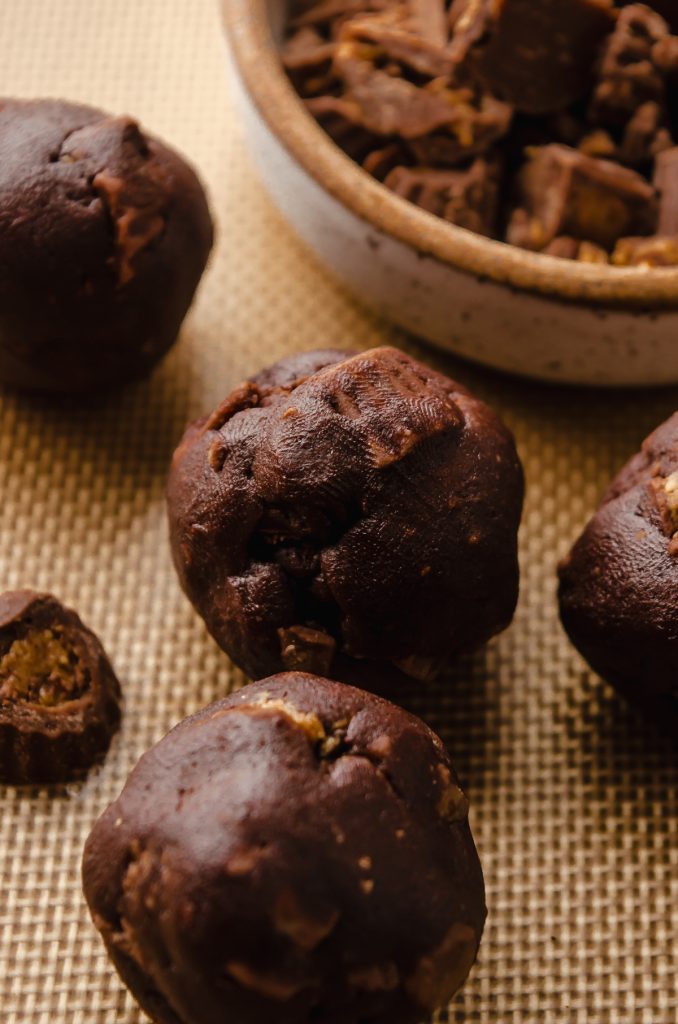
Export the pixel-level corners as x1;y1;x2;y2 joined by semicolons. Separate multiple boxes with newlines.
618;100;672;164
613;233;678;264
282;27;338;97
0;591;121;784
589;4;669;126
362;142;411;178
619;0;678;34
305;95;380;161
338;8;454;78
403;94;512;165
544;236;610;262
507;144;657;251
284;0;678;262
449;0;616;115
383;157;500;233
653;145;678;231
328;24;512;155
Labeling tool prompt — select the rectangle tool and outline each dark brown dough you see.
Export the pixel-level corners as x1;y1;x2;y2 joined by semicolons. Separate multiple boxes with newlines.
0;590;121;783
558;413;678;720
82;672;486;1024
0;98;213;393
167;346;524;685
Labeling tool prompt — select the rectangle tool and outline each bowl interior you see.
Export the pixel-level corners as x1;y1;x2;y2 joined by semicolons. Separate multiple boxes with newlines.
227;0;678;311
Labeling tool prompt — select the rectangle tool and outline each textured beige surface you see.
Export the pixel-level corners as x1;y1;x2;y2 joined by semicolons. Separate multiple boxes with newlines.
0;1;676;1022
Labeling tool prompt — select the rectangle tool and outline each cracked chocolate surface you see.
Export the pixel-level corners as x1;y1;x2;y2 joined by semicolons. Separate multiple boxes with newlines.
0;590;121;784
82;672;486;1024
283;1;678;263
0;98;213;393
558;412;678;720
167;347;524;686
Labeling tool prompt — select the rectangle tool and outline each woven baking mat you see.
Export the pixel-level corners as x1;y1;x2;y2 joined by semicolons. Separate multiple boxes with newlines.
0;1;676;1022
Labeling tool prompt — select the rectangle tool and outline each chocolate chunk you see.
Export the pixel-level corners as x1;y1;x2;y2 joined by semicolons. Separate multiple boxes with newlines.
338;8;454;78
304;95;380;162
618;0;678;34
653;145;678;232
558;412;678;722
331;30;511;156
612;233;678;264
285;0;678;259
278;624;338;674
577;103;671;167
167;347;523;685
402;93;512;165
589;4;668;127
0;591;121;784
362;142;412;179
449;0;616;115
506;144;658;251
282;27;338;97
618;100;672;165
291;0;391;31
0;99;213;394
543;236;582;259
577;240;610;262
83;673;486;1024
543;236;609;262
653;33;678;134
383;157;501;234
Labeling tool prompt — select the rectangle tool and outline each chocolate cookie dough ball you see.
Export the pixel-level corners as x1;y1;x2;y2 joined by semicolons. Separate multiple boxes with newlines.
83;673;486;1024
167;346;524;685
558;412;678;718
0;590;121;783
0;98;213;393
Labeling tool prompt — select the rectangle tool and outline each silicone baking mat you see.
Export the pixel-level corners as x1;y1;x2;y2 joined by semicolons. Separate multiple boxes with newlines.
0;1;676;1021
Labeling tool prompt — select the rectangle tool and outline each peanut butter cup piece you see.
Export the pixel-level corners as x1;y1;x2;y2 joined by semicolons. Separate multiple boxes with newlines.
449;0;616;115
506;143;658;251
589;4;669;127
82;672;486;1024
558;413;678;720
167;347;524;686
0;590;121;784
383;157;501;234
0;98;213;393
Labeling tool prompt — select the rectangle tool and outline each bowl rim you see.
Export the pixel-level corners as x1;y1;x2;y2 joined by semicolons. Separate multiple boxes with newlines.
223;0;678;311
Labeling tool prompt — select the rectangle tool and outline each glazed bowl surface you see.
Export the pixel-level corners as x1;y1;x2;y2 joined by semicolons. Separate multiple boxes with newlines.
223;0;678;386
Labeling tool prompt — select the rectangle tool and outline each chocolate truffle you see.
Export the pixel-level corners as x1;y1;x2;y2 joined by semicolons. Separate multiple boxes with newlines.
167;347;524;685
558;412;678;718
0;590;121;783
82;672;486;1024
0;98;213;393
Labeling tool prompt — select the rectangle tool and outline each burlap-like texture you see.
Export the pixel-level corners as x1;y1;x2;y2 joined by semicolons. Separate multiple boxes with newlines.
0;1;675;1021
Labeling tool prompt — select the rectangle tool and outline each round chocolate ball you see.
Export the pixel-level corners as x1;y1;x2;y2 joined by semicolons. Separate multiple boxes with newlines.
558;411;678;719
0;98;213;393
82;672;486;1024
167;346;524;685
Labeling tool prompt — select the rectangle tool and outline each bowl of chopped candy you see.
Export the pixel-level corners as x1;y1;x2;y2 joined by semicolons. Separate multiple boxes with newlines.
223;0;678;386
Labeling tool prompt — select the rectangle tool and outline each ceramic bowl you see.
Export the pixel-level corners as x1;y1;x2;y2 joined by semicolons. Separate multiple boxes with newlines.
222;0;678;386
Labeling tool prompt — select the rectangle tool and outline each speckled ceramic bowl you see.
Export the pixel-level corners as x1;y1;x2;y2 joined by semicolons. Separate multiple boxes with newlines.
223;0;678;386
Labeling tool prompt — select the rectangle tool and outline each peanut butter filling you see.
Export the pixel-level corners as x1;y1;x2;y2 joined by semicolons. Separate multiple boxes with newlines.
0;627;87;707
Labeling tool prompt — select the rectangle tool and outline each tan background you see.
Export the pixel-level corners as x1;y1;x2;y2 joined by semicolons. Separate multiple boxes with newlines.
0;1;676;1021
